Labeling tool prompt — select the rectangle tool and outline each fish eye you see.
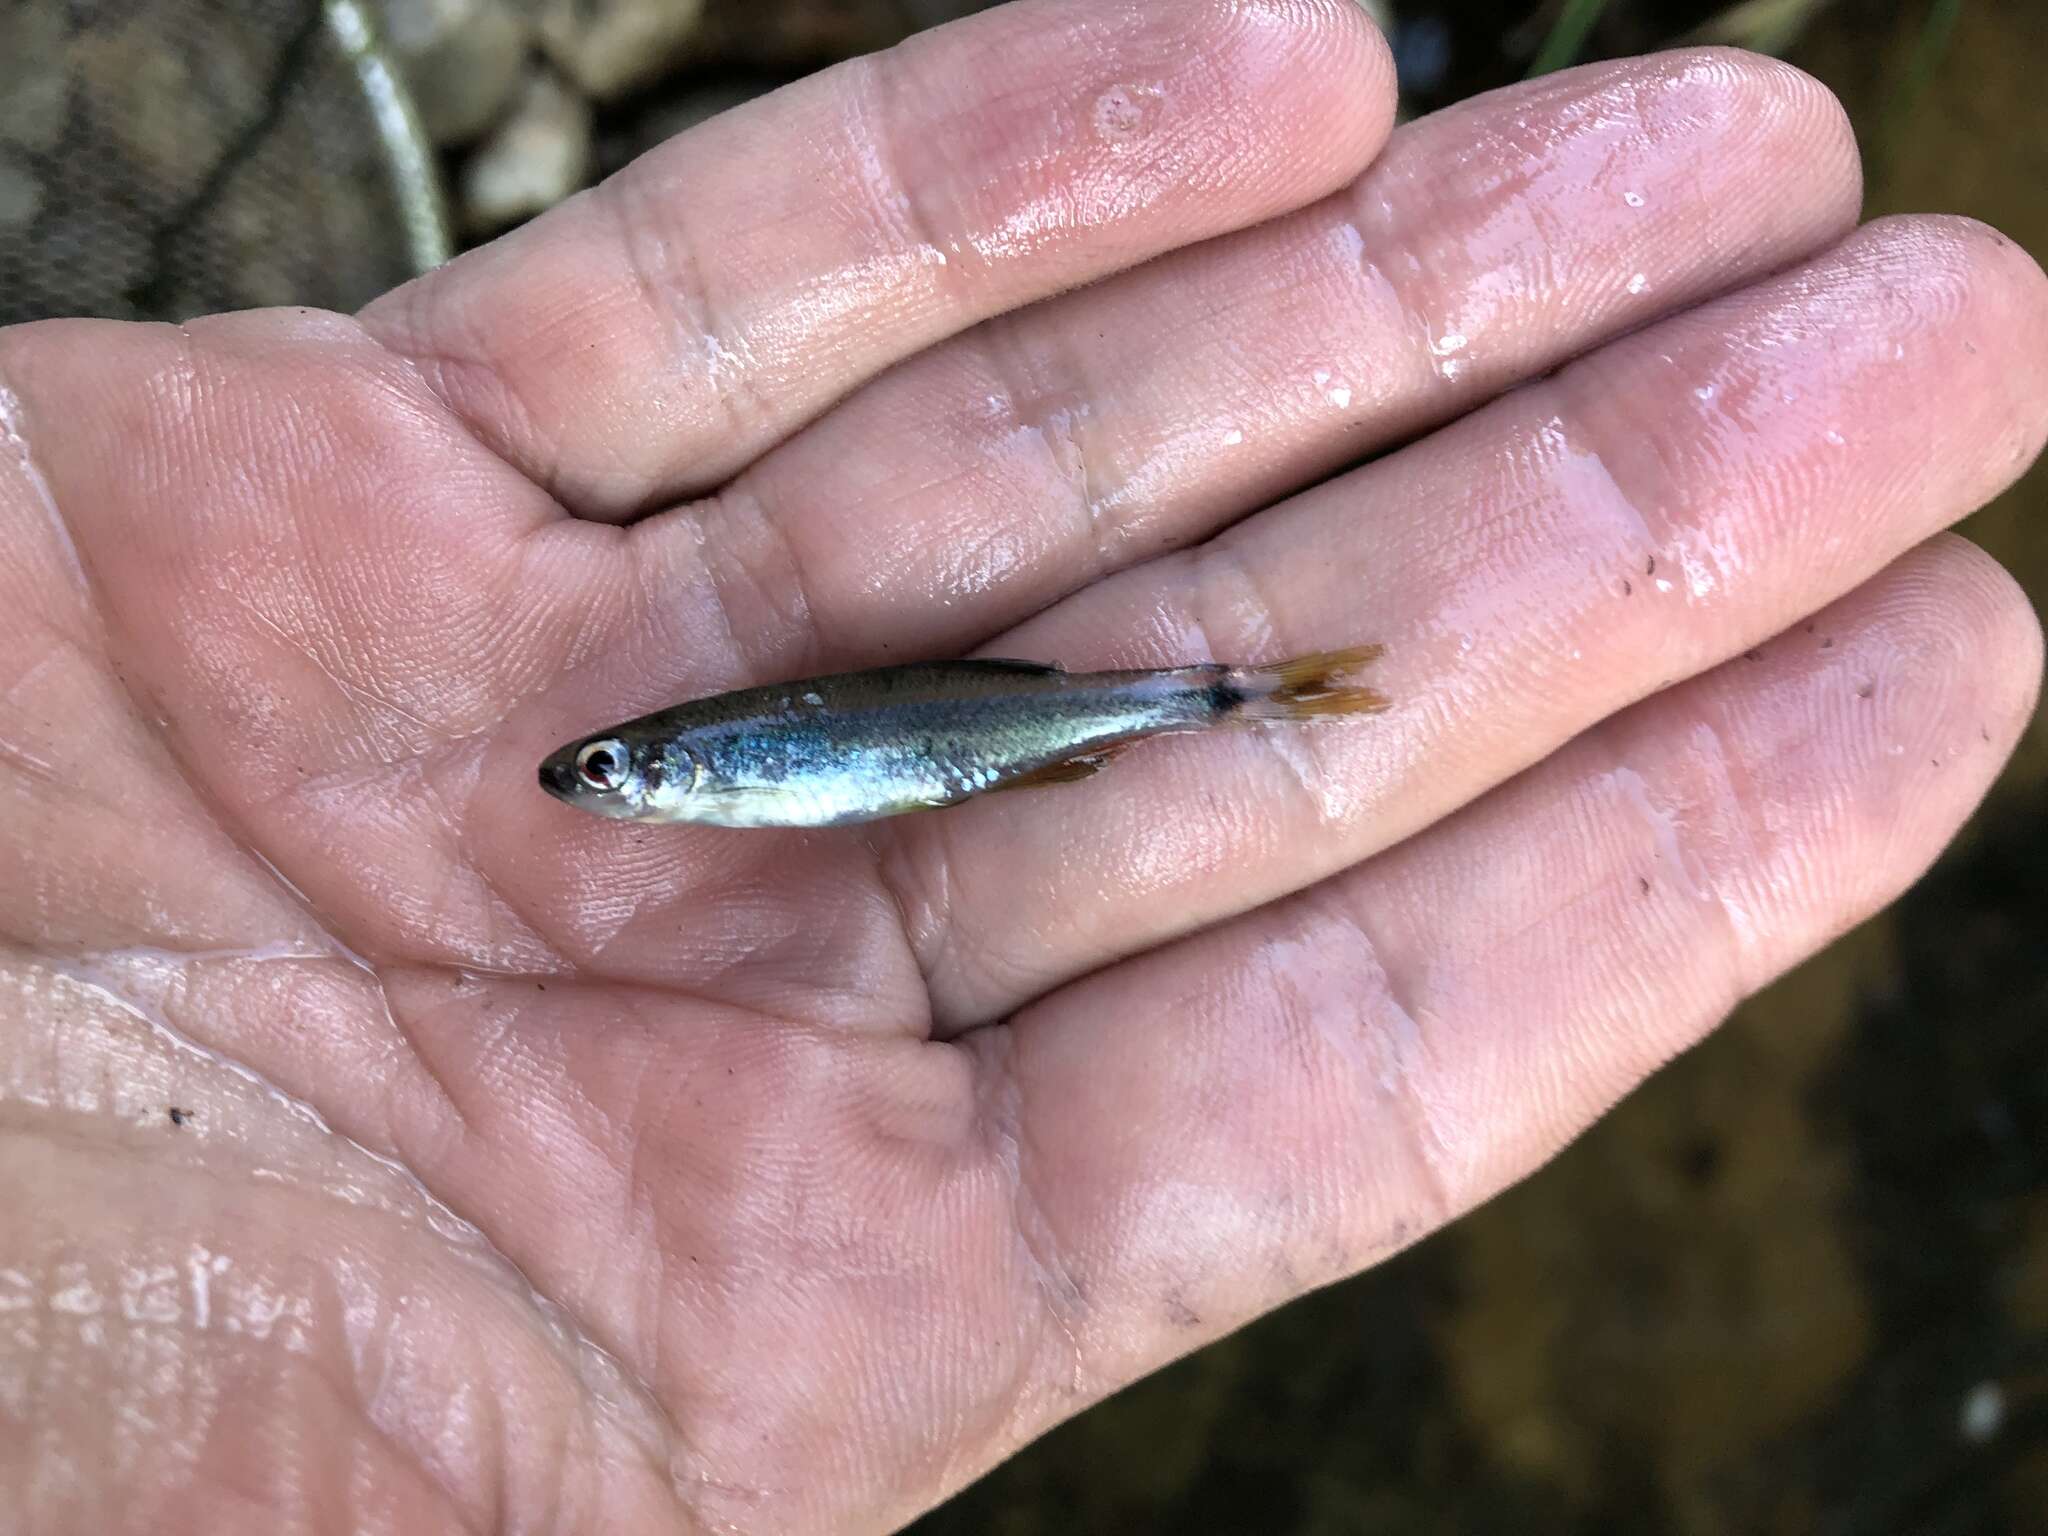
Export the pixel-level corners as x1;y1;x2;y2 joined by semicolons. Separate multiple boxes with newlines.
574;739;630;792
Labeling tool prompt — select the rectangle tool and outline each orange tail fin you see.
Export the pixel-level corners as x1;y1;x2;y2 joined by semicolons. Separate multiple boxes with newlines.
1229;643;1389;721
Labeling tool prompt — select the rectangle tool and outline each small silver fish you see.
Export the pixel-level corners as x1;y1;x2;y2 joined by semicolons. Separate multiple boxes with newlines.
538;644;1387;828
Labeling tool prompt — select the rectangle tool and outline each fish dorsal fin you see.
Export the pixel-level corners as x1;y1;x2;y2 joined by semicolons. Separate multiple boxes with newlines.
963;657;1063;675
987;741;1132;793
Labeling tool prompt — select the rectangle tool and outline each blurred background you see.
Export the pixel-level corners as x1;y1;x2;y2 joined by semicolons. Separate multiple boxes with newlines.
1;0;2041;1529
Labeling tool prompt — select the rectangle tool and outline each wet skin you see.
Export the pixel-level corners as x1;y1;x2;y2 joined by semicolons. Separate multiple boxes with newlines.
1;4;2046;1533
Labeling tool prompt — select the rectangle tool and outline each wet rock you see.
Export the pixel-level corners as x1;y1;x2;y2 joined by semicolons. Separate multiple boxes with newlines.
536;0;706;101
0;3;71;152
0;152;42;230
73;17;268;189
373;0;530;146
459;66;593;234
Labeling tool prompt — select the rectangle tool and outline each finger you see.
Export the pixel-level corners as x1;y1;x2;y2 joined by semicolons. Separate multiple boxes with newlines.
703;49;1861;662
0;310;910;1016
881;215;2048;1027
0;309;627;975
0;947;690;1533
960;537;2041;1448
360;0;1395;520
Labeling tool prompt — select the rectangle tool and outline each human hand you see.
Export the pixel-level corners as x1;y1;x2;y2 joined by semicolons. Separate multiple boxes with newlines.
2;2;2043;1529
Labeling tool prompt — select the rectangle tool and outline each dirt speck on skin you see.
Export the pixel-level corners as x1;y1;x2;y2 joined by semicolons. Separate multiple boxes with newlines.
167;1107;189;1127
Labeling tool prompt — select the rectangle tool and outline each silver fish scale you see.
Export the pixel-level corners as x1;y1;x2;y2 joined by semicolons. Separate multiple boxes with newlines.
698;670;1219;821
542;646;1384;827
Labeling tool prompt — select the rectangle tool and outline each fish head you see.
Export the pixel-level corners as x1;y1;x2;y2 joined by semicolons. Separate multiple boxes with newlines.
538;728;705;821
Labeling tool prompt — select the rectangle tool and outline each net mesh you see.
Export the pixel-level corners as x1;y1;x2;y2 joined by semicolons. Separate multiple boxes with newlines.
1;0;444;326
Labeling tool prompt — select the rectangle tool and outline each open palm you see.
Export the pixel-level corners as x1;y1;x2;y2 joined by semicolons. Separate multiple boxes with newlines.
4;3;2045;1531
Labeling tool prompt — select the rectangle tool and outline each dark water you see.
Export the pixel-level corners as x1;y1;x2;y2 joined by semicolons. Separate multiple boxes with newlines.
911;1;2048;1530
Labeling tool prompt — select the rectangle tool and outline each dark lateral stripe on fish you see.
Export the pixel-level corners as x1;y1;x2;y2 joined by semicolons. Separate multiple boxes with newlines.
537;643;1389;828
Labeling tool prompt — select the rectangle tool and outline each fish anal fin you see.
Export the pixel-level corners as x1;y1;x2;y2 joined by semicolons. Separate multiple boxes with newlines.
989;742;1131;793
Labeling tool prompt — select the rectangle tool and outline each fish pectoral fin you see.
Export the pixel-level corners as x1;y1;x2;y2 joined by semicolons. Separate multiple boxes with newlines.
989;743;1131;793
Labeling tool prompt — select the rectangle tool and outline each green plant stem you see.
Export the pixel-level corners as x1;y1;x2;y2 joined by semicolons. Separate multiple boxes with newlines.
1892;0;1966;131
1527;0;1617;77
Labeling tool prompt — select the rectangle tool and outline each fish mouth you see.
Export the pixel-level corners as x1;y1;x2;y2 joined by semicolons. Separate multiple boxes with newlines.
538;749;647;820
538;752;581;802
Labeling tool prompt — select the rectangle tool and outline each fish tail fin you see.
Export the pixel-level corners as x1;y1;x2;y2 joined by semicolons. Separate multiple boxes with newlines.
1227;643;1389;721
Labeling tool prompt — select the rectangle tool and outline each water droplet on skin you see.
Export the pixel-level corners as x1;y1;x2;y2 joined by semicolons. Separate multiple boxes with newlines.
1695;384;1716;402
1893;343;1905;361
1311;369;1352;409
1824;429;1846;446
1458;632;1475;654
1221;427;1244;446
1428;331;1468;383
1623;190;1646;208
1627;273;1649;295
1654;578;1674;594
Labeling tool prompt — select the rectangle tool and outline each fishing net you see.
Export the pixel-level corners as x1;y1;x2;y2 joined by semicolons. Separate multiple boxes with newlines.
0;0;448;326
